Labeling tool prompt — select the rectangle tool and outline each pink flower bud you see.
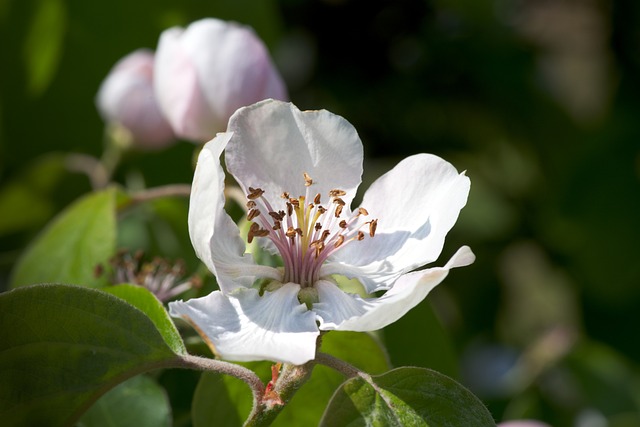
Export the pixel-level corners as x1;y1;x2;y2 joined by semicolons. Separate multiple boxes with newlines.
96;49;175;150
153;18;288;142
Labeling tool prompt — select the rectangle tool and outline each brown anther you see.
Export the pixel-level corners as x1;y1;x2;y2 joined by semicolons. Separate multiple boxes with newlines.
246;201;257;209
281;192;290;199
333;198;346;206
248;222;269;243
339;220;347;228
315;222;322;231
321;230;331;241
295;228;303;236
334;235;345;248
357;231;365;241
303;172;313;186
318;206;327;214
369;219;378;237
286;203;293;216
358;207;369;216
314;193;322;204
285;227;297;239
335;205;344;217
329;189;346;197
289;198;300;208
311;241;325;258
272;222;281;231
247;187;265;200
247;209;261;221
269;211;285;221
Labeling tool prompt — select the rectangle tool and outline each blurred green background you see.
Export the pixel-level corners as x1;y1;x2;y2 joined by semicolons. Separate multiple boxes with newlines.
2;0;640;425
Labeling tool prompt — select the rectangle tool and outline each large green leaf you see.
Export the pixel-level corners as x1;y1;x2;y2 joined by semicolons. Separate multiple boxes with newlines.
0;284;182;427
191;331;391;427
320;367;496;427
104;284;186;355
10;188;116;288
77;375;172;427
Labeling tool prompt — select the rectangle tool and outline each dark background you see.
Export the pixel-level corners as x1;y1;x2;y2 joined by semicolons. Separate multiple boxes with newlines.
2;0;639;425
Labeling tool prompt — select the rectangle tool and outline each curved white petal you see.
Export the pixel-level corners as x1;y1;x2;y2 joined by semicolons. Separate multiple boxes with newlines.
154;26;218;141
322;154;470;292
189;133;281;293
225;100;364;209
169;284;319;364
315;246;474;331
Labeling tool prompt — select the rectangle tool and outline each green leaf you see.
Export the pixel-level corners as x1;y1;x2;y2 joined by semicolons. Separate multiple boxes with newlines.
10;188;116;288
191;331;392;427
0;284;182;427
320;367;496;427
104;284;186;355
23;0;67;96
77;375;172;427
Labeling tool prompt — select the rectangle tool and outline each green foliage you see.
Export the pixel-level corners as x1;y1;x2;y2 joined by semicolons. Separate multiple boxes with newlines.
23;0;67;96
320;367;496;427
191;331;391;427
78;375;172;427
0;284;182;427
10;188;116;288
104;284;186;355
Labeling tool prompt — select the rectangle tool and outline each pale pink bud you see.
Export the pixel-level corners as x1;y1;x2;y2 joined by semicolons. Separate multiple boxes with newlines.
153;18;288;142
96;49;175;149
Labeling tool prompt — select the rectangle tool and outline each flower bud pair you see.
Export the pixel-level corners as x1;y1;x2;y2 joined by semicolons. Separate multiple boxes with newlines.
96;18;288;149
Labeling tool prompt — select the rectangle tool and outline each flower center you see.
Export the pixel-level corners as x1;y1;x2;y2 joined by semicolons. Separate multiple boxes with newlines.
244;172;377;288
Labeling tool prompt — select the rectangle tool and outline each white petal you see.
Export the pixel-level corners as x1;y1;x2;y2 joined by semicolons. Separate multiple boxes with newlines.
322;154;470;292
315;246;474;331
225;100;364;208
189;133;281;293
169;284;319;364
154;26;218;141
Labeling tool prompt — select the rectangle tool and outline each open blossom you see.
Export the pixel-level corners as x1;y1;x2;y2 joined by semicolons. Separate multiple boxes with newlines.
169;99;474;365
96;49;175;149
154;18;288;142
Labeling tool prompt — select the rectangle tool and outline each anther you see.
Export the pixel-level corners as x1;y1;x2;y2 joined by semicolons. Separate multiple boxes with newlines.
269;211;285;221
369;219;378;237
285;227;297;239
247;187;265;200
315;222;322;231
314;193;322;204
333;198;346;206
335;205;344;217
281;192;290;199
247;201;257;209
357;231;365;241
329;189;346;197
247;209;261;221
289;198;300;209
358;207;369;216
334;235;345;248
303;172;313;187
320;230;331;241
339;220;347;228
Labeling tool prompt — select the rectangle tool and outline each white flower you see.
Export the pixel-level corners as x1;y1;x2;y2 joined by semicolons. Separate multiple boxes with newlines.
154;18;288;142
169;100;474;365
96;49;175;149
